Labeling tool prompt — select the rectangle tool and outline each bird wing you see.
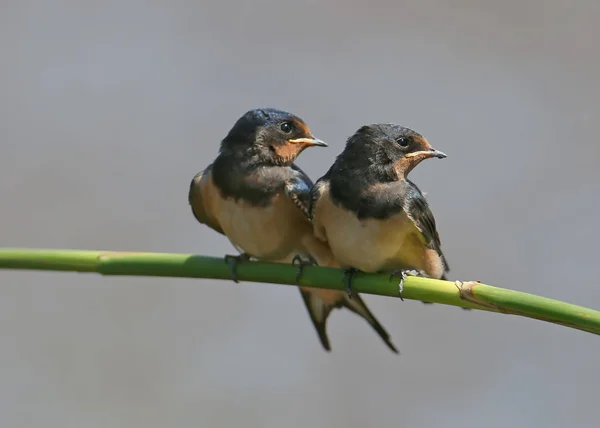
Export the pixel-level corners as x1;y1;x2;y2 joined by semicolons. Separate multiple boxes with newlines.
308;176;328;221
284;163;315;220
307;169;334;243
403;181;449;272
188;165;225;235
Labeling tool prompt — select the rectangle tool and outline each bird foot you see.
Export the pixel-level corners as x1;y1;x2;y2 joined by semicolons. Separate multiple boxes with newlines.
291;254;318;283
389;269;426;301
342;268;359;299
224;253;251;283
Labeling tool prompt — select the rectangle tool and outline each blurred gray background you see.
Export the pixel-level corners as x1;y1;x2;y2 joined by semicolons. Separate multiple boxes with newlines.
1;0;599;427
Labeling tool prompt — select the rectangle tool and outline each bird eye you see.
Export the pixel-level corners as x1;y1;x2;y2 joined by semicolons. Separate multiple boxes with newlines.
396;137;410;147
280;122;293;133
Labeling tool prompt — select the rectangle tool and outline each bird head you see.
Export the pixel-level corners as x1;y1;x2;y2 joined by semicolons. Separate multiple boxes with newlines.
341;123;446;178
220;108;327;166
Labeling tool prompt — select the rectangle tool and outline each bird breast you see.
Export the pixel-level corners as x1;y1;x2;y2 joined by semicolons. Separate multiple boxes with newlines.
216;191;311;261
315;191;440;275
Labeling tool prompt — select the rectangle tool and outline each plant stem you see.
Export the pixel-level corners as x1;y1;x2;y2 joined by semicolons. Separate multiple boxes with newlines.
1;248;599;336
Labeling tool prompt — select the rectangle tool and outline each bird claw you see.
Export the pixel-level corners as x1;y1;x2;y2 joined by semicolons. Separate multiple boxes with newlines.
224;253;251;283
291;254;317;283
389;269;425;301
342;268;358;299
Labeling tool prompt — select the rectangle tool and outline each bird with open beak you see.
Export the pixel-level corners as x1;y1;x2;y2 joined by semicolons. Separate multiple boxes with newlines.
188;109;398;352
309;123;449;299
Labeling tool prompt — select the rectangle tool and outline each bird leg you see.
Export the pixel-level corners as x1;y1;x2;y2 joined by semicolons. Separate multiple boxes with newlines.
291;254;318;283
389;269;426;301
224;253;251;283
343;268;359;298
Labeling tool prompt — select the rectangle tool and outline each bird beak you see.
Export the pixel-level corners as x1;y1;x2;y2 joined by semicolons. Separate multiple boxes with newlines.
288;137;328;147
426;148;447;159
405;147;447;159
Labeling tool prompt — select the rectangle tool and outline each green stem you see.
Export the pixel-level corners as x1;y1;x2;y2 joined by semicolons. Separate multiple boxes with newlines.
1;248;599;336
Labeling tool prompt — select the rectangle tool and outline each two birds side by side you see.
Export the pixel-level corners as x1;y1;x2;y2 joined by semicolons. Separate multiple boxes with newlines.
188;108;452;354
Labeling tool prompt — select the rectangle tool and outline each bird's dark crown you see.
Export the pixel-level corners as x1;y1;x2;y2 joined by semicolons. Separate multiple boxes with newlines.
219;108;311;154
339;123;423;168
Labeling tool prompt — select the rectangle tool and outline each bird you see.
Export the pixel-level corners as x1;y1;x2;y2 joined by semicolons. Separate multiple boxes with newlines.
188;108;398;353
309;123;450;301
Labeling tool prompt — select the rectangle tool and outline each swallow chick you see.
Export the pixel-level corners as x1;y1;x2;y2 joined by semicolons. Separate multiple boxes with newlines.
188;108;398;352
309;123;450;302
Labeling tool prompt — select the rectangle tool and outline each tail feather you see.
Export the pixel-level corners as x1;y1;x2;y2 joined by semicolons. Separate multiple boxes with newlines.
299;288;399;353
299;289;337;351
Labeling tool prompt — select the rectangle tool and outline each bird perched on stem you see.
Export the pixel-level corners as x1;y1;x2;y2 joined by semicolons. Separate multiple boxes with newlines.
309;123;450;300
188;108;398;353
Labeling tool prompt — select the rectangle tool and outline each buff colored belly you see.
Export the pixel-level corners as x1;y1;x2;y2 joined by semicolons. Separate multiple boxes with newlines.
316;194;439;275
216;192;310;261
328;213;417;272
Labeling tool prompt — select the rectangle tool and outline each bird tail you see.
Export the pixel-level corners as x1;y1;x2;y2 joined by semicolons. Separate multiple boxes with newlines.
299;287;399;353
298;237;398;353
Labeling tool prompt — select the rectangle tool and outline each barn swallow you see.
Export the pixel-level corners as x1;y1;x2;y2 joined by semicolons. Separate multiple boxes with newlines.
309;123;453;302
188;108;398;353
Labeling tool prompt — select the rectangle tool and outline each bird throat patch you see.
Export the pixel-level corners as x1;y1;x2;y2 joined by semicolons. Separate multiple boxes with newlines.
272;143;304;165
